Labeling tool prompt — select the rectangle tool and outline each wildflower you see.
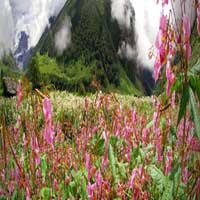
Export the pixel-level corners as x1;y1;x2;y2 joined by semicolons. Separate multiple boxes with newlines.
43;98;54;148
156;128;162;161
171;91;176;109
17;80;23;109
153;111;159;131
166;60;175;97
132;109;137;126
183;15;191;60
31;134;40;165
197;3;200;35
154;13;168;81
162;0;168;6
165;149;172;175
43;97;53;123
190;137;200;152
182;168;188;184
87;182;96;200
44;125;54;147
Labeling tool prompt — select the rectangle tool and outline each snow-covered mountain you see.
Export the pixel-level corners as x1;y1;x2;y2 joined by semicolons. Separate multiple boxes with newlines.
0;0;195;68
0;0;67;66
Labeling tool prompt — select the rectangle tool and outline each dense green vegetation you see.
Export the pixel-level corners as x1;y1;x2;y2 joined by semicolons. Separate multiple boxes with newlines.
35;0;144;95
0;55;20;96
26;53;143;95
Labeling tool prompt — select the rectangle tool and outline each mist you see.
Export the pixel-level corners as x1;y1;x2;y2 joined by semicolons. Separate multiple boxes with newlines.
111;0;196;69
55;16;72;55
0;0;14;57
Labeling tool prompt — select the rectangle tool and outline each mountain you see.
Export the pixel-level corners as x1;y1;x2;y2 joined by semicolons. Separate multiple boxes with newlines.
32;0;154;95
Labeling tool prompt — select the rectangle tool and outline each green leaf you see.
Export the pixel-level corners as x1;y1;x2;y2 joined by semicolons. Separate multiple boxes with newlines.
130;147;139;171
92;139;105;156
148;165;165;193
190;59;200;74
109;135;118;148
40;187;52;200
171;74;182;94
146;120;153;129
177;85;189;126
161;178;173;200
189;87;200;140
41;154;48;180
196;79;200;100
108;144;117;182
117;162;128;179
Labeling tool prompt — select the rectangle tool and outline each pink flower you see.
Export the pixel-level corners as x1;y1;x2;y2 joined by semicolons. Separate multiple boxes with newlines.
162;0;168;6
159;14;168;32
190;137;200;151
31;134;40;165
87;182;96;200
183;15;191;60
44;125;54;146
129;168;137;189
166;60;176;97
156;128;162;162
154;13;168;81
154;59;161;81
153;111;159;131
132;109;137;126
43;97;54;148
197;4;200;35
171;91;176;109
165;149;172;175
182;168;188;184
43;98;53;123
17;80;23;109
95;171;103;189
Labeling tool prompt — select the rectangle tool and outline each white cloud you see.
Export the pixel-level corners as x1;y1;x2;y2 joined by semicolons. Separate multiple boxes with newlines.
111;0;196;69
55;16;72;55
0;0;14;57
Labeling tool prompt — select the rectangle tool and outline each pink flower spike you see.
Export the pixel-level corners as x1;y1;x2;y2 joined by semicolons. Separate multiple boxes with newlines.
43;97;53;123
183;15;191;40
197;6;200;35
31;134;40;165
183;15;192;60
159;14;167;32
44;124;54;147
166;60;176;97
43;97;55;148
162;0;168;6
165;149;172;175
17;80;23;109
154;58;161;81
182;168;188;184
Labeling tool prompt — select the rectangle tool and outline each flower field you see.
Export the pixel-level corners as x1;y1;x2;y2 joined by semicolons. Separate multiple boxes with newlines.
1;0;200;199
0;87;199;199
